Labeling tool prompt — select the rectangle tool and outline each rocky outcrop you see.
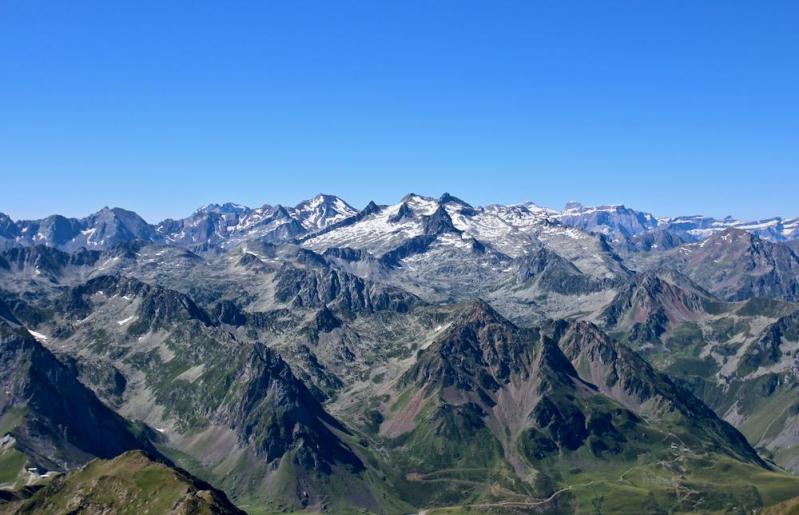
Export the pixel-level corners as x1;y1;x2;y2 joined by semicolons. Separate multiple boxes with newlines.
601;272;710;340
740;310;799;374
55;275;211;332
422;206;460;236
515;247;611;294
1;245;101;278
275;266;417;312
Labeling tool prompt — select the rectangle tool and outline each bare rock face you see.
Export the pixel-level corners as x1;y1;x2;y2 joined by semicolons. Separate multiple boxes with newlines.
422;206;460;237
56;275;211;332
1;245;101;279
600;272;711;340
649;229;799;302
515;247;613;294
556;203;659;241
310;306;342;333
275;264;418;312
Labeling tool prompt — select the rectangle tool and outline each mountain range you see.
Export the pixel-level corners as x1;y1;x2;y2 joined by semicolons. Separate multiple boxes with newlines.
1;194;797;254
1;192;799;514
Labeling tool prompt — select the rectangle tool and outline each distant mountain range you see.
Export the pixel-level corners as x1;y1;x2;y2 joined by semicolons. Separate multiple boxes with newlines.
1;193;796;253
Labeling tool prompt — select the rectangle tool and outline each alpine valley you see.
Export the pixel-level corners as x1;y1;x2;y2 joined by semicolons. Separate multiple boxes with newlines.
2;193;799;514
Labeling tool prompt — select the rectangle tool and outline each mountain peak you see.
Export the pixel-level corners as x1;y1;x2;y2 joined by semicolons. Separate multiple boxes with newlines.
422;205;460;236
298;193;340;207
461;298;502;321
438;192;471;207
5;194;798;254
362;200;381;214
697;227;763;252
714;226;755;240
293;194;358;230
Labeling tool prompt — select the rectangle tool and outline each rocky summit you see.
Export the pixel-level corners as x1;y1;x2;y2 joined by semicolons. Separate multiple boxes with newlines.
2;193;799;514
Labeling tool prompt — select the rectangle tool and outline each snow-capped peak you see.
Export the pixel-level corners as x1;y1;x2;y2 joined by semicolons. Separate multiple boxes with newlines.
292;194;359;230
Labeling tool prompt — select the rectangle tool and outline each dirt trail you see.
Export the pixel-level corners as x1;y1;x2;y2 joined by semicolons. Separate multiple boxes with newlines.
415;425;697;514
415;480;598;514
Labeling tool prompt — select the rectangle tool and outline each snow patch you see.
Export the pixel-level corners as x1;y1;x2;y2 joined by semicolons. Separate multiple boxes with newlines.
28;330;48;342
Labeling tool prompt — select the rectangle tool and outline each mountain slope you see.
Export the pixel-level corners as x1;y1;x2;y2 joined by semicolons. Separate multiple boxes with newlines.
2;194;798;256
3;193;799;513
370;301;782;512
11;208;157;251
554;202;658;241
600;271;715;342
0;318;161;482
156;195;359;249
553;319;763;465
630;229;799;302
1;450;244;515
16;273;409;513
686;230;799;301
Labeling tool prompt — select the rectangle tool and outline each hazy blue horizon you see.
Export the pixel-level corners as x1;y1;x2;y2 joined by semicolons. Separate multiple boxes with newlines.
1;1;797;222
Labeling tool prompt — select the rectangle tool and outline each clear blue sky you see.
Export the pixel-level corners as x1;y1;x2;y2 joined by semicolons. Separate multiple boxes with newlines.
1;1;797;222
